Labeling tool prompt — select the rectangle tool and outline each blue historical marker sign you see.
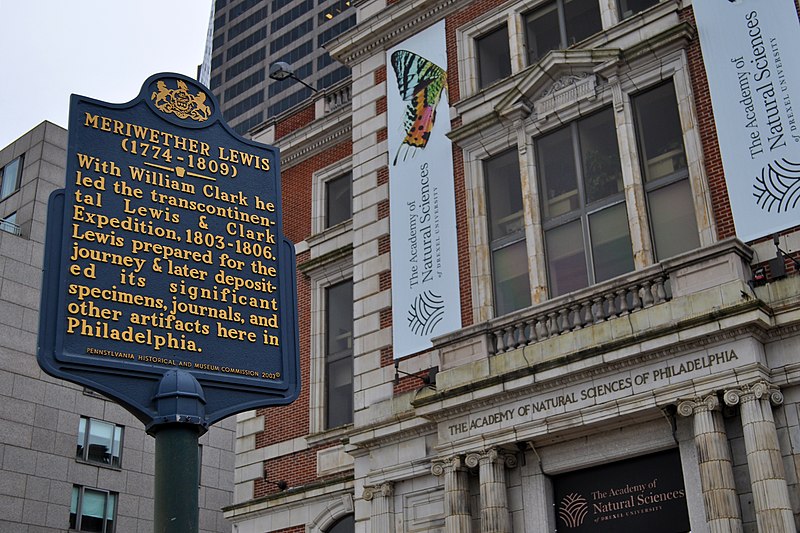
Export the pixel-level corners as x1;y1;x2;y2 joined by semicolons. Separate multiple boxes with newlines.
38;73;300;430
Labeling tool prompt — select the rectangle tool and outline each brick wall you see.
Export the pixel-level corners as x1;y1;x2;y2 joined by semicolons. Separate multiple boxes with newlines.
680;3;800;243
275;103;317;140
255;139;352;450
253;444;351;498
678;7;734;240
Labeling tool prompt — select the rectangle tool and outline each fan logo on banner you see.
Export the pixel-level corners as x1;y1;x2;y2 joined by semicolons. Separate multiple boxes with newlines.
754;158;800;212
558;492;589;528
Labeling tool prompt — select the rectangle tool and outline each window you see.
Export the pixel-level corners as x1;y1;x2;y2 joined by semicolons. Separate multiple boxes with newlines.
326;514;355;533
0;212;19;235
617;0;660;19
325;280;353;429
76;417;123;468
0;156;22;200
325;172;352;228
633;81;699;260
485;149;531;315
70;486;117;532
320;0;353;22
525;0;602;64
477;25;511;89
536;107;633;296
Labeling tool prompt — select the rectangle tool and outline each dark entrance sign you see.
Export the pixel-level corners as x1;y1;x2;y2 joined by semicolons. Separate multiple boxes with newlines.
38;73;300;430
553;449;690;532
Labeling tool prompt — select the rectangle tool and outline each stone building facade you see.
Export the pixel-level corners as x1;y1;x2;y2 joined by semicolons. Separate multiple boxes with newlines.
219;1;800;532
0;122;235;533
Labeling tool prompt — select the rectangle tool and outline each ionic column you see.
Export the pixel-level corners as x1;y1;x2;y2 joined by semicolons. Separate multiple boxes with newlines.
432;456;472;533
724;381;794;532
362;482;394;533
466;448;512;533
677;394;742;532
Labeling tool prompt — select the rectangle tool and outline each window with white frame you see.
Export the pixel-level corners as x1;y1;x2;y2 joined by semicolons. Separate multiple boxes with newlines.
536;107;633;297
524;0;602;64
476;74;705;314
485;149;531;315
70;485;117;532
308;258;354;434
0;156;23;200
325;279;353;429
632;80;699;260
325;171;352;228
476;24;511;89
617;0;660;19
76;417;123;468
312;158;352;235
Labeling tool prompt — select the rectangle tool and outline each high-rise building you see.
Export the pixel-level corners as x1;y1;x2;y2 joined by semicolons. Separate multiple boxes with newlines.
0;122;236;533
218;0;800;532
210;0;355;135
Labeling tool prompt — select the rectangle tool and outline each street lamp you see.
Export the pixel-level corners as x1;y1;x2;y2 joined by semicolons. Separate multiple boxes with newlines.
268;62;317;93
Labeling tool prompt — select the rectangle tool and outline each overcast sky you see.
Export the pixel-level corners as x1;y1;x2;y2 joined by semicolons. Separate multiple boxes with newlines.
0;0;213;148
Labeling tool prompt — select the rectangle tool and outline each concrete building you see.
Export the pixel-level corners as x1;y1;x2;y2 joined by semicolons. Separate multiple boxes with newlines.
219;0;800;532
0;122;235;533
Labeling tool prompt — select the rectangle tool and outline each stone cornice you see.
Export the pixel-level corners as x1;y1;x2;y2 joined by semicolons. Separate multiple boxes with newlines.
222;477;354;518
279;117;352;170
347;410;437;451
326;0;466;65
413;320;772;421
450;22;694;149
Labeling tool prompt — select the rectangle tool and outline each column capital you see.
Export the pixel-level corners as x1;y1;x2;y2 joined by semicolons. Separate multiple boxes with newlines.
362;482;393;501
464;448;517;469
431;455;464;476
677;393;720;417
723;380;783;407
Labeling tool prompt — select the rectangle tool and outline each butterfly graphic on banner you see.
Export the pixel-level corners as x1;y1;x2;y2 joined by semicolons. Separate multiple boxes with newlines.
390;50;448;166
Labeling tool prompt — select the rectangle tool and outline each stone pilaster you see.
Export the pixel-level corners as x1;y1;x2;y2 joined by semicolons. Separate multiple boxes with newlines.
362;482;394;533
677;394;742;532
723;381;794;532
432;456;472;533
465;449;512;533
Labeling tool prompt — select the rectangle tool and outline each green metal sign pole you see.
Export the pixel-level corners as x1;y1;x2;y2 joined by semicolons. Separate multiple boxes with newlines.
154;424;201;533
148;369;208;533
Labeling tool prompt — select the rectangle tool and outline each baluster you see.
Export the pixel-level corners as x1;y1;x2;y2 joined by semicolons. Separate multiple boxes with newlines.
653;276;667;303
492;329;505;354
604;293;616;319
558;308;570;333
512;323;524;349
641;280;654;307
630;284;642;311
582;302;593;326
592;297;604;324
521;321;533;345
503;326;515;352
570;304;583;329
535;317;548;341
547;312;559;338
616;288;629;315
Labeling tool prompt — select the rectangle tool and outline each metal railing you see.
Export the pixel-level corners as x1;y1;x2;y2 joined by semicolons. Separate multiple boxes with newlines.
0;218;21;236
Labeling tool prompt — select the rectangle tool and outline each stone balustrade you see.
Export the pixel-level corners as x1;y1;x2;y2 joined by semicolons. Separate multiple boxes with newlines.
490;274;669;355
433;238;754;372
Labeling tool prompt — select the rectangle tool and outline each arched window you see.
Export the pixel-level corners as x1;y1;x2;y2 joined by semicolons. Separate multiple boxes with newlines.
325;514;354;533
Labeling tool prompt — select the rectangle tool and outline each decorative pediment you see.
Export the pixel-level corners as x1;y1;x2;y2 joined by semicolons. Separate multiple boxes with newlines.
495;48;622;122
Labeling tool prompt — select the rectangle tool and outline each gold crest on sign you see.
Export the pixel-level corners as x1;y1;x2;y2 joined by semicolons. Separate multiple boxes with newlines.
151;79;211;122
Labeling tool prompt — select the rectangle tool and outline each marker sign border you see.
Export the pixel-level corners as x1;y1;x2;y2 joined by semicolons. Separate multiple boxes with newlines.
37;73;300;428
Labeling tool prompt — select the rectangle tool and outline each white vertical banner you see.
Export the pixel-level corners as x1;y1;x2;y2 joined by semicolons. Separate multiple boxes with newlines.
386;20;461;358
694;0;800;241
